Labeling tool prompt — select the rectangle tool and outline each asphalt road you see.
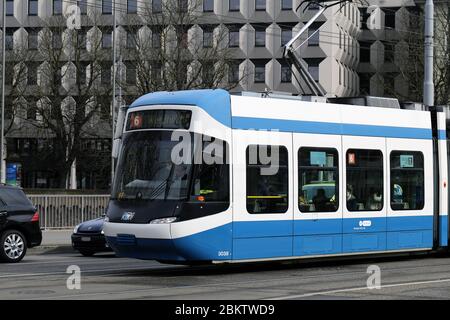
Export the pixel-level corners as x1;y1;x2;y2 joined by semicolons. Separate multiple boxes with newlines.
1;249;450;300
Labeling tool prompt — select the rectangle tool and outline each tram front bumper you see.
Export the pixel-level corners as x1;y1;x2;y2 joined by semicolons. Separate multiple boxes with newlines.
103;221;186;261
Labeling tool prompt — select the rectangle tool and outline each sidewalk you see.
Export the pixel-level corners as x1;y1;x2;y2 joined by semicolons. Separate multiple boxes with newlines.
29;230;74;254
40;230;73;246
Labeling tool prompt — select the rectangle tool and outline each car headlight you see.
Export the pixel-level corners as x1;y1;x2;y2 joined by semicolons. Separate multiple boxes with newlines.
101;230;105;235
73;224;80;234
150;217;178;224
104;216;109;222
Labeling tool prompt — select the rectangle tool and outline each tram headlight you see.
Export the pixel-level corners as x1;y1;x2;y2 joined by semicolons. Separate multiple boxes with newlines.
150;217;178;224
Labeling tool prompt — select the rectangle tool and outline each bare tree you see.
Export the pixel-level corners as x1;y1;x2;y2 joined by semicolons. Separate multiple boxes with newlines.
388;3;450;106
3;42;36;136
19;15;113;188
118;0;243;99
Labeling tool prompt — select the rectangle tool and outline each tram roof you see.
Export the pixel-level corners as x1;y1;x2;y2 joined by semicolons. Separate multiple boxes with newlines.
129;89;232;127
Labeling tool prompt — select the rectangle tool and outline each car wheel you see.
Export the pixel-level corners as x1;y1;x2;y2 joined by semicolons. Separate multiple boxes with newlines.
0;230;27;263
79;249;95;257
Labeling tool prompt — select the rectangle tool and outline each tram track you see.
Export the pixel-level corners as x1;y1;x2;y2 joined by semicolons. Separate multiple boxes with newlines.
5;255;450;300
4;252;450;280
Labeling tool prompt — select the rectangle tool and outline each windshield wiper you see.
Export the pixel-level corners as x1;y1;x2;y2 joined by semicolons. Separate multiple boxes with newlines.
147;163;175;201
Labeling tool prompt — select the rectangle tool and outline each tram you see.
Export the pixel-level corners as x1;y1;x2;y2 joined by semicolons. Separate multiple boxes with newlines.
103;89;449;263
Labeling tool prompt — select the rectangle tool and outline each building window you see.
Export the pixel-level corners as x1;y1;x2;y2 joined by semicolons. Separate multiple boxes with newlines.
229;0;239;11
360;41;371;63
28;0;38;16
307;60;320;82
254;63;265;83
202;62;215;84
384;9;396;29
27;102;37;120
79;64;87;85
27;64;38;85
246;145;288;214
102;32;112;48
6;0;14;16
299;148;339;213
281;64;291;83
255;0;265;11
180;32;188;49
152;32;161;48
126;63;136;85
203;0;213;12
255;29;265;47
127;0;137;13
28;30;38;49
153;0;162;13
308;23;320;46
127;31;136;48
229;63;240;83
178;0;188;12
102;0;112;14
152;64;162;81
52;32;62;49
102;65;111;84
77;31;86;49
5;64;13;84
390;151;424;211
53;69;61;86
282;0;292;10
281;28;292;46
229;29;239;47
308;2;320;10
203;30;213;48
53;0;62;15
78;0;87;15
5;31;14;50
346;149;383;212
384;42;394;63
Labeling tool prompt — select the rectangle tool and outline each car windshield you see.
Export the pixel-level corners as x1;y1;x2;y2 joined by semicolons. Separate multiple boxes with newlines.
112;131;193;201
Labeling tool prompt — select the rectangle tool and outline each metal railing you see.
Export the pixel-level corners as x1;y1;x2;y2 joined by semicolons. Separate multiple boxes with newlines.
29;195;110;230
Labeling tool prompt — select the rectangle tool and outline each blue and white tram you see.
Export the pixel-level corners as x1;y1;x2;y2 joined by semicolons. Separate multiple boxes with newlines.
103;89;449;263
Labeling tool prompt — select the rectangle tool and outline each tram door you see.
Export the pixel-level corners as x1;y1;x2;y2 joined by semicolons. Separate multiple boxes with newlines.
293;133;343;256
231;130;294;260
342;136;388;253
385;138;433;250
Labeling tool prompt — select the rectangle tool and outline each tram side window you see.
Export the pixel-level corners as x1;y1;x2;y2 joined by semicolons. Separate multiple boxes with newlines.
190;136;230;203
299;148;339;212
246;145;288;214
390;151;424;211
346;149;383;212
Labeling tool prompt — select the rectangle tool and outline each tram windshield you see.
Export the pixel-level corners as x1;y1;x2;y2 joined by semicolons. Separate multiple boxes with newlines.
112;131;193;201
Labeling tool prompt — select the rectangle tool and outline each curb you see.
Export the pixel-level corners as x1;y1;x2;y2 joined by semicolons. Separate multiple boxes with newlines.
29;245;75;255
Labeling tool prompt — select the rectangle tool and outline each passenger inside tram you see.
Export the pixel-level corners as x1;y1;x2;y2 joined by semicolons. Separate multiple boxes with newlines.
312;188;328;212
346;184;358;211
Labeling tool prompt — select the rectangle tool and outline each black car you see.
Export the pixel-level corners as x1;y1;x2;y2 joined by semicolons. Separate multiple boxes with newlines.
0;185;42;263
72;217;112;256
